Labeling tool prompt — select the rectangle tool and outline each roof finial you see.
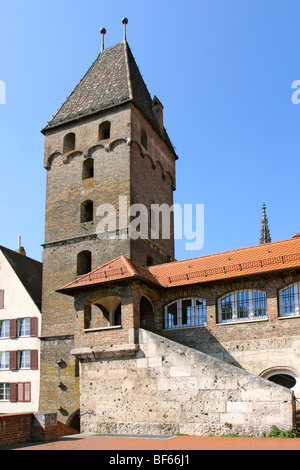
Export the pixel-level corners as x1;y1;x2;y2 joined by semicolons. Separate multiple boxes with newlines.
260;202;271;244
100;27;106;52
122;17;128;41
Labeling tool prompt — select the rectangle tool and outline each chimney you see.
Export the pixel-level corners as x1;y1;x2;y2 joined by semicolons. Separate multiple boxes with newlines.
152;96;164;133
15;236;26;256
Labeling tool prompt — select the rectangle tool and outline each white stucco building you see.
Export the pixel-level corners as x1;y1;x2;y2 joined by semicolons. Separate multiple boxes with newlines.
0;245;42;413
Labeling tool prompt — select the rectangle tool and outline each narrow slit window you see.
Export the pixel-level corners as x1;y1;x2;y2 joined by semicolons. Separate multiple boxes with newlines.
63;132;76;153
77;251;92;276
99;121;111;140
141;128;148;149
82;159;94;180
81;200;93;223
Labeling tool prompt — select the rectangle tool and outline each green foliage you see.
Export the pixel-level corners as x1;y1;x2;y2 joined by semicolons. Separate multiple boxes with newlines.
262;425;297;439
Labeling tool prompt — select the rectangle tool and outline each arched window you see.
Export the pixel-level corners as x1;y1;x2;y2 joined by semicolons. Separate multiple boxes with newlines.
141;128;148;150
99;121;111;140
279;282;300;317
63;132;76;153
140;296;154;331
82;158;94;180
218;290;267;323
263;369;298;391
84;296;121;330
77;251;92;276
81;200;93;223
164;298;207;330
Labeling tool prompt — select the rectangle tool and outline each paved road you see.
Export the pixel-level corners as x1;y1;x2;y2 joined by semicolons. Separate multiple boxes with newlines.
4;434;300;450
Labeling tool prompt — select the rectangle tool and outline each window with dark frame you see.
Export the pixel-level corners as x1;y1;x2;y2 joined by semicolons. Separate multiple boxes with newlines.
218;290;267;323
164;298;207;329
279;282;300;317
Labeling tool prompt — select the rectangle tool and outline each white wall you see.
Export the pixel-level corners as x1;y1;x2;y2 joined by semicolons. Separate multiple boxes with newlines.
0;250;41;412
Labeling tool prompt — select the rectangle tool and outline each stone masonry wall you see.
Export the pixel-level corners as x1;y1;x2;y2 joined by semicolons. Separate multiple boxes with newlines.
155;271;300;398
79;329;294;437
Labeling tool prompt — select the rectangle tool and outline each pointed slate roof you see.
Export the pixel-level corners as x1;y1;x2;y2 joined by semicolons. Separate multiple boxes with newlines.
0;246;42;309
42;41;176;155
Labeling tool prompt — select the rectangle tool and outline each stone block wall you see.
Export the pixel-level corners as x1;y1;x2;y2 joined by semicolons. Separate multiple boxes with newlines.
79;329;294;437
155;271;300;392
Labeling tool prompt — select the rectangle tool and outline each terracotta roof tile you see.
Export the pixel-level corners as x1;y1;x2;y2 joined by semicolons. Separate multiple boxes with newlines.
149;236;300;287
58;255;161;293
58;236;300;294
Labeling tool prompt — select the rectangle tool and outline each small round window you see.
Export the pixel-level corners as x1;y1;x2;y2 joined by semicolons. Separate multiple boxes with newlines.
267;373;297;389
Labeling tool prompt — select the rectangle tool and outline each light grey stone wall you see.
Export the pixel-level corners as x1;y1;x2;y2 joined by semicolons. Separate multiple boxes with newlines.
79;329;294;437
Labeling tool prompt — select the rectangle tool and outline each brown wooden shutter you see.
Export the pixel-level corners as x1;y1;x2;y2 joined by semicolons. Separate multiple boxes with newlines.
0;290;4;309
9;351;17;370
30;317;38;337
10;319;17;338
17;383;31;402
9;383;17;402
30;350;38;370
17;382;24;402
24;383;31;402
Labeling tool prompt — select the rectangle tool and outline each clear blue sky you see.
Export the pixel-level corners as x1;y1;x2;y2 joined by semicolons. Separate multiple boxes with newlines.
0;0;299;262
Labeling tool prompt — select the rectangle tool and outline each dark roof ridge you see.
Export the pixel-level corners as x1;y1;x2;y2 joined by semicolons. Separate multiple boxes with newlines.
0;245;42;266
0;245;42;309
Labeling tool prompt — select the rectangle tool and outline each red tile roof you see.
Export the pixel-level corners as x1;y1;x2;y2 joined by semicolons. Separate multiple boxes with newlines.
58;235;300;294
149;236;300;287
58;255;162;293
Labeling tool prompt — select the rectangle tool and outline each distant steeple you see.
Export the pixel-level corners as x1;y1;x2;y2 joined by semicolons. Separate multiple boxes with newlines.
260;203;271;244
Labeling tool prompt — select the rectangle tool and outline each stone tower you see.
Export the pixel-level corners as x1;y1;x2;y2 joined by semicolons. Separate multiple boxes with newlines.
39;24;178;425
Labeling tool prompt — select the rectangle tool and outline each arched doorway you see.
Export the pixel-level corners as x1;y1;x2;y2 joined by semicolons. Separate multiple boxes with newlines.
67;409;80;432
140;296;155;331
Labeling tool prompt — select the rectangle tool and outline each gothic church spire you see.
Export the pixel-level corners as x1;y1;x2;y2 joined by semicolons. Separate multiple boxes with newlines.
260;202;271;244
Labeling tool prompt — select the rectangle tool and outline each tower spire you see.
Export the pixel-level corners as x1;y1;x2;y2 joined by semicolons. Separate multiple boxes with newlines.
260;202;271;244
